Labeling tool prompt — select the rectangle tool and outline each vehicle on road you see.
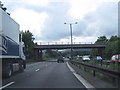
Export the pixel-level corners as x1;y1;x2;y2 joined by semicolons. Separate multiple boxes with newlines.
82;56;90;61
57;56;64;63
0;8;26;78
111;54;120;62
96;56;103;61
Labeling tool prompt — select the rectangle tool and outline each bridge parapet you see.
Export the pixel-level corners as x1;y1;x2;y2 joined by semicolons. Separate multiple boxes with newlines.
37;42;94;45
34;43;106;50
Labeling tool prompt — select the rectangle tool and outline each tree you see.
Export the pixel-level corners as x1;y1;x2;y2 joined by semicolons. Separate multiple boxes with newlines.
109;36;118;42
22;30;35;59
44;49;58;58
92;35;120;59
105;36;120;59
91;36;108;58
95;36;108;44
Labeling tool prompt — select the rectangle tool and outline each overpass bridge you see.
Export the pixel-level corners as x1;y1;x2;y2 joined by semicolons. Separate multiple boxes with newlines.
34;42;106;60
34;44;106;50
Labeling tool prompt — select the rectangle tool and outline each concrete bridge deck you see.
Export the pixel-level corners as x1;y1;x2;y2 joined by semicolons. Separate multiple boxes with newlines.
34;43;106;50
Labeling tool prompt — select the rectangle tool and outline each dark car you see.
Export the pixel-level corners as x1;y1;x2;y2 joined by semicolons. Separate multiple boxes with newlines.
57;56;64;63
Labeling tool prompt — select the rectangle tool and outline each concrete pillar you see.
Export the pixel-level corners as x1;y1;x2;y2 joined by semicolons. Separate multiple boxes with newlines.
34;49;43;61
34;49;39;60
98;48;104;57
39;50;43;60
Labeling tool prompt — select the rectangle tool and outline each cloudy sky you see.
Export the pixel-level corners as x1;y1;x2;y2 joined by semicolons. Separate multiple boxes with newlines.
2;0;119;44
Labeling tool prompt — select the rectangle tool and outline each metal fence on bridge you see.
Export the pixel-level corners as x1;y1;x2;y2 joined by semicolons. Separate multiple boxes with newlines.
37;42;94;45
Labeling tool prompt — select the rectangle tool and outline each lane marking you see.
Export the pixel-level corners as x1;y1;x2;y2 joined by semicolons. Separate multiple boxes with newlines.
35;69;40;72
66;62;95;89
0;82;15;89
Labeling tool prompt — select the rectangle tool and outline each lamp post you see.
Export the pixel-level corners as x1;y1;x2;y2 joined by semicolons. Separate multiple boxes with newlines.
64;22;77;60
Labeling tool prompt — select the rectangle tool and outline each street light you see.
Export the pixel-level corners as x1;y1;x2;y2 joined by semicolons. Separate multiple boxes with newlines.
64;22;78;60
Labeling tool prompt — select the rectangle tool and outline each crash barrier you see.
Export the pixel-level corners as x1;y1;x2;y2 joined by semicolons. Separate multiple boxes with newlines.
70;60;120;88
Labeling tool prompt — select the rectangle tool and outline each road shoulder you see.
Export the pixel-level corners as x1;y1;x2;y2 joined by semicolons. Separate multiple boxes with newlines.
66;62;94;89
67;61;115;88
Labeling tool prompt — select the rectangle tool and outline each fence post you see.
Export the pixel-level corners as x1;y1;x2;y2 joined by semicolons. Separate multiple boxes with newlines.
79;64;81;69
84;67;86;72
112;77;116;87
93;70;96;77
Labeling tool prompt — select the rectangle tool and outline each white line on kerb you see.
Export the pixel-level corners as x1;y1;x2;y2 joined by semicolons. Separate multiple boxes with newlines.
35;69;40;72
0;82;15;89
66;62;95;89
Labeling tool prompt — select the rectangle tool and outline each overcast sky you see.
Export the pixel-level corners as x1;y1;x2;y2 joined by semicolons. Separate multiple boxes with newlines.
2;0;119;44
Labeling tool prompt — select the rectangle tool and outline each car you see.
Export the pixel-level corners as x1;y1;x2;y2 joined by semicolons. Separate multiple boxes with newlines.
96;56;103;61
57;56;64;63
82;56;90;61
111;54;120;62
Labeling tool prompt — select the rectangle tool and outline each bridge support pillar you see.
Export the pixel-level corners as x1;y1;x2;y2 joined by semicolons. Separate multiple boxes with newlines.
98;48;105;58
34;49;43;61
40;50;43;60
34;49;39;61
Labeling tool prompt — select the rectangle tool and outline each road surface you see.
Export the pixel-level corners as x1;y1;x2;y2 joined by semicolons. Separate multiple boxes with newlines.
2;61;87;89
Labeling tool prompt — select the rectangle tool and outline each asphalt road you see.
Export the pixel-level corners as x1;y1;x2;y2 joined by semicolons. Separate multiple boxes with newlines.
2;61;87;89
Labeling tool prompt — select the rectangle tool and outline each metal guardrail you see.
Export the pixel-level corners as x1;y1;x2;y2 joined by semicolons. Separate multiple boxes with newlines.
70;60;120;87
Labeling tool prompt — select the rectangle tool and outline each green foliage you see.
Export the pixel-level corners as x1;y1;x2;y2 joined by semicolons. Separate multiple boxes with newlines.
105;36;120;59
109;36;118;42
92;36;108;57
22;30;35;59
43;50;59;59
93;35;120;59
95;36;108;44
74;51;91;56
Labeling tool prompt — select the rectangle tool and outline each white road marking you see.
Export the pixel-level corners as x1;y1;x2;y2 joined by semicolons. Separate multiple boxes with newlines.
66;62;95;89
35;69;40;72
0;82;15;89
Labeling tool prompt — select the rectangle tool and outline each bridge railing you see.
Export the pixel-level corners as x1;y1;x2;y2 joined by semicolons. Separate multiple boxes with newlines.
37;42;94;45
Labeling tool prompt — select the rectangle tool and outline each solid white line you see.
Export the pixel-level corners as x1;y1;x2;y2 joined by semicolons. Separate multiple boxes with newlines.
35;69;40;72
66;62;95;89
0;82;15;89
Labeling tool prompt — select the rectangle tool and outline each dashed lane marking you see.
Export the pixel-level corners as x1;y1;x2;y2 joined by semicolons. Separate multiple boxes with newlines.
0;82;15;89
35;69;40;72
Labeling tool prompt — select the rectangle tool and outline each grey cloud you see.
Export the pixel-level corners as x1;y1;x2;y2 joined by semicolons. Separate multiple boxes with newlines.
39;2;118;41
39;2;72;41
82;2;118;37
4;1;118;41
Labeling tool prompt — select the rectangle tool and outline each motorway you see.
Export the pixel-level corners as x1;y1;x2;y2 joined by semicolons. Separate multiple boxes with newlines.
2;60;88;89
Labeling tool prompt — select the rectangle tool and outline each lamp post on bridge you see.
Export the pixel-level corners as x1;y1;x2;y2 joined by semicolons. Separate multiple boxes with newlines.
64;22;78;60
